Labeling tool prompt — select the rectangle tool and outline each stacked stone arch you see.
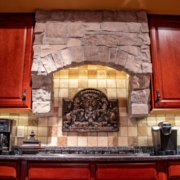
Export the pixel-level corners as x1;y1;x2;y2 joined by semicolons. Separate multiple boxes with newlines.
32;9;152;117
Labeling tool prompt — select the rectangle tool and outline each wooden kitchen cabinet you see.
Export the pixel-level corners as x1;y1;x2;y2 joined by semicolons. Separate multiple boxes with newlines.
0;14;34;111
27;162;91;180
0;161;17;180
149;15;180;113
168;161;180;179
96;163;158;180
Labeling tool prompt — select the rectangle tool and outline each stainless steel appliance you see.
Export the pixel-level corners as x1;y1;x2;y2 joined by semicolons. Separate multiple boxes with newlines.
0;119;14;155
151;121;177;155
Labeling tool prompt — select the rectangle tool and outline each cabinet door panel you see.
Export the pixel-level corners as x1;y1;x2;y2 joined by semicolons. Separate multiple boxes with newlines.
0;14;34;109
168;162;180;179
96;163;158;180
149;16;180;108
28;163;90;180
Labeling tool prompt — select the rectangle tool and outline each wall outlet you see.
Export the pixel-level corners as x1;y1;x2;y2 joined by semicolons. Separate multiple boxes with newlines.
17;126;25;137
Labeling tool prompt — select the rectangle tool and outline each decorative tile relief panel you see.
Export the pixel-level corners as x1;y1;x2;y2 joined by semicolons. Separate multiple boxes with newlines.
32;9;152;118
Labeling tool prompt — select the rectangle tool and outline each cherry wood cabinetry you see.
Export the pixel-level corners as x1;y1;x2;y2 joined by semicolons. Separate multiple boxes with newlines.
0;161;17;180
0;14;34;111
27;163;91;180
149;15;180;112
96;163;158;180
168;161;180;179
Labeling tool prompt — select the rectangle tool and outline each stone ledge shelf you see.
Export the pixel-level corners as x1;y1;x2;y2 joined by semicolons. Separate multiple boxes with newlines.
32;9;152;118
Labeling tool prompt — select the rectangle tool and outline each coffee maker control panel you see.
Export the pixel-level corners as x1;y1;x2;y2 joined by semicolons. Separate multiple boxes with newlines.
0;120;11;132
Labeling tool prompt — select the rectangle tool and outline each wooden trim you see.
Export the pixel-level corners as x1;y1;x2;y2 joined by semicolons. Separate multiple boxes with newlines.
150;108;180;114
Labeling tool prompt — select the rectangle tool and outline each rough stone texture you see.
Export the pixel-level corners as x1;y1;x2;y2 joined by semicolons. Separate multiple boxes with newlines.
32;10;152;117
67;23;84;38
44;37;67;45
131;89;150;104
61;49;72;67
130;75;150;90
52;52;64;69
41;55;57;74
32;89;51;101
34;22;45;33
46;23;67;38
33;102;52;113
67;38;82;47
131;104;149;117
32;75;53;89
40;45;66;57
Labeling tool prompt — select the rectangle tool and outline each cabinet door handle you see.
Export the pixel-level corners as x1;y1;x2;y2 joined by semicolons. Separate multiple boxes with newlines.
156;89;161;105
22;89;26;104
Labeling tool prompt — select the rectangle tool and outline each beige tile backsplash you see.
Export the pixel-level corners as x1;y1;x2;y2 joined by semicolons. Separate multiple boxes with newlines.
1;65;179;147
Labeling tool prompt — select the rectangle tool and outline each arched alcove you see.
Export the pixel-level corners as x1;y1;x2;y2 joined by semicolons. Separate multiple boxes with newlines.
32;9;152;118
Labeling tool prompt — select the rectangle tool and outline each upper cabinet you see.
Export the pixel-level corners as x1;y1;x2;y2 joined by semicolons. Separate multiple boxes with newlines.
0;14;34;111
149;15;180;113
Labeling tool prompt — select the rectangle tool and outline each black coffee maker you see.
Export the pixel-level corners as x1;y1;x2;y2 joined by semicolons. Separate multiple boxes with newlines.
151;121;177;155
0;119;14;155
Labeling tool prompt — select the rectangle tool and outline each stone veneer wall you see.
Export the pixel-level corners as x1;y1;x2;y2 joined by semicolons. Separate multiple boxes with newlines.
32;9;152;118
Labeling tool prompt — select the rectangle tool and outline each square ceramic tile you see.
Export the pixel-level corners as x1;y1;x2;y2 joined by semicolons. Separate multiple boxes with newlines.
88;70;97;79
119;107;128;117
69;88;78;98
97;79;106;88
118;98;127;107
88;79;97;88
138;137;148;146
69;69;79;79
78;137;87;146
107;70;116;79
108;137;118;146
128;127;137;136
97;70;106;79
59;88;69;97
108;132;118;137
18;116;28;126
54;97;59;107
79;70;88;79
128;118;137;127
117;89;127;98
119;116;128;127
88;137;98;146
107;79;116;88
53;79;60;88
37;137;48;146
53;71;60;79
107;88;116;98
57;136;67;146
118;137;128;146
38;118;48;126
54;88;59;98
138;127;147;136
48;117;58;126
48;126;57;137
147;137;153;146
88;65;97;70
97;137;107;146
78;79;88;88
116;71;128;78
47;137;57;146
59;69;69;78
69;79;78;88
79;65;88;69
128;137;138;146
67;136;78;146
38;127;48;137
116;79;126;88
59;79;68;88
137;117;147;126
28;118;38;126
118;127;127;136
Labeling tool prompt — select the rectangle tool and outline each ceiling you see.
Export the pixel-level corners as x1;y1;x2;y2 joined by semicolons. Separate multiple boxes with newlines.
0;0;180;15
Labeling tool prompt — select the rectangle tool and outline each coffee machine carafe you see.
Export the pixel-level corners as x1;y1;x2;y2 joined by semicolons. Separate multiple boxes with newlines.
151;121;177;155
0;119;13;155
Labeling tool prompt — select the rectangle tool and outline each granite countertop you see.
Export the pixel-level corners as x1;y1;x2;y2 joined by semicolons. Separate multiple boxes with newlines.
1;153;180;162
1;146;180;162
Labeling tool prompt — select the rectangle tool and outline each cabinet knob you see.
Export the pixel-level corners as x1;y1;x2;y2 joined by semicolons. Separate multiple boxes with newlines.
156;89;161;105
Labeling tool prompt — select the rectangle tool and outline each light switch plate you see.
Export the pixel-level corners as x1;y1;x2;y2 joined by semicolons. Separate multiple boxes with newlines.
17;126;25;137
